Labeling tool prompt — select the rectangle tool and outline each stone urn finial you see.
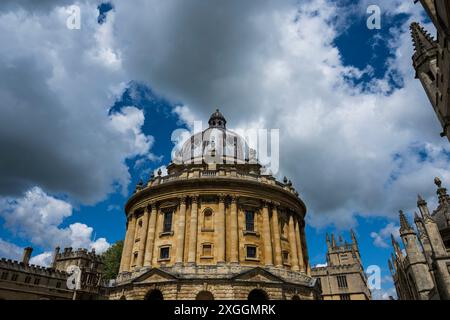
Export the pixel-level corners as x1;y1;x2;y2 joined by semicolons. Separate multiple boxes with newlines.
435;177;442;188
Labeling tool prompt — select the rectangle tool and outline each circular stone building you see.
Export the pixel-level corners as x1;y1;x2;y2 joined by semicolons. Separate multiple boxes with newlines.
109;110;320;300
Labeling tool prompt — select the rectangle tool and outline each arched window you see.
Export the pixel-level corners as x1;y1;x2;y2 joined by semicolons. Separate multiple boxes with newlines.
203;208;214;230
248;289;268;300
292;295;301;300
145;289;164;300
196;291;214;300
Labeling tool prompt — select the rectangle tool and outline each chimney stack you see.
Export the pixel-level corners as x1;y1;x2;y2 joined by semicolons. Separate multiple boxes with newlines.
51;247;60;269
22;247;33;265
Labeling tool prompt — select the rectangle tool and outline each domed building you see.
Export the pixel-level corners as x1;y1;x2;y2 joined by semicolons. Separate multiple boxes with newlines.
108;110;320;300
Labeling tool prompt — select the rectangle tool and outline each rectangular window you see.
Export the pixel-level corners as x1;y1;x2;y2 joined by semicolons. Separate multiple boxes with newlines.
245;210;255;231
11;274;18;281
340;294;351;301
56;282;61;288
202;244;212;257
24;276;31;284
163;211;173;233
337;275;348;288
1;272;8;280
160;247;170;260
246;246;257;259
34;278;40;285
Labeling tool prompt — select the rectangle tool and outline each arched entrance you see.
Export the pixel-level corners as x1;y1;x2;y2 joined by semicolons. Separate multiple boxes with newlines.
247;289;268;300
292;295;301;300
119;295;126;300
145;289;164;300
195;291;215;300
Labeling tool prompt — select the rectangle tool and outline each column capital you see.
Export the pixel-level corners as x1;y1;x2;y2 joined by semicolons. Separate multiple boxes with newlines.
191;194;199;203
149;201;158;209
262;200;270;208
272;201;281;208
179;195;187;204
230;195;238;203
218;193;226;202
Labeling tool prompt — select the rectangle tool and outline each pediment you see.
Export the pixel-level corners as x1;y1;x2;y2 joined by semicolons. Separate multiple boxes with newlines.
132;268;178;284
232;267;284;284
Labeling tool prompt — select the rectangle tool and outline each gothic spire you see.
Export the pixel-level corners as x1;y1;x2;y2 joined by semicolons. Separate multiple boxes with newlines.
410;22;437;59
350;229;358;244
399;210;414;234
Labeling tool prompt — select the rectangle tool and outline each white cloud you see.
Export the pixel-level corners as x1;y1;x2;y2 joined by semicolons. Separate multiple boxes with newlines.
371;223;401;248
29;251;53;267
0;238;23;261
0;3;155;205
0;187;110;253
372;286;397;300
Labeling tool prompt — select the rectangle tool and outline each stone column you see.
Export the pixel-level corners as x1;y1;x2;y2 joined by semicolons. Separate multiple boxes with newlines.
137;206;150;268
217;194;226;263
300;222;311;275
288;214;300;271
187;196;199;264
120;213;136;273
271;205;283;267
294;217;305;272
143;203;158;267
230;195;239;263
175;196;187;265
262;201;273;266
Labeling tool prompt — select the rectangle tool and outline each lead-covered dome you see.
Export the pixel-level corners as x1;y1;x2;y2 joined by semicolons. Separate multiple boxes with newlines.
173;110;257;166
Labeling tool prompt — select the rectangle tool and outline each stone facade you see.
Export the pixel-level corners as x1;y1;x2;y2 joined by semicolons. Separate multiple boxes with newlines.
0;246;105;300
108;110;320;300
389;178;450;300
311;232;371;300
412;1;450;141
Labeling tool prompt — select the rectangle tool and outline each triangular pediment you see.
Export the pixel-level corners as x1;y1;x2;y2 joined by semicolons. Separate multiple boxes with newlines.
132;268;178;284
232;267;284;284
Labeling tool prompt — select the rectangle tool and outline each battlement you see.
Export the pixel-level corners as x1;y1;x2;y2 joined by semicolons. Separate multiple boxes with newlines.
55;247;103;263
0;258;67;279
311;263;361;274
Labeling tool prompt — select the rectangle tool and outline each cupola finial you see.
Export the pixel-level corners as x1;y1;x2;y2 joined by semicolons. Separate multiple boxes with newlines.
208;109;227;129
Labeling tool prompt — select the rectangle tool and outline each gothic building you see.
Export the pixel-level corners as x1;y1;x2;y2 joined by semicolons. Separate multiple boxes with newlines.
0;246;105;300
389;177;450;300
108;110;320;300
411;1;450;141
311;231;372;300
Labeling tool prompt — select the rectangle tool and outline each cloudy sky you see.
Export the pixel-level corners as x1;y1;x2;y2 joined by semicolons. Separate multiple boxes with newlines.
0;0;449;299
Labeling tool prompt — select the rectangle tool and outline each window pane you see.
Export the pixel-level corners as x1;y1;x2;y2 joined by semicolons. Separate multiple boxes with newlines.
247;246;257;258
163;211;173;232
160;247;170;259
245;211;254;231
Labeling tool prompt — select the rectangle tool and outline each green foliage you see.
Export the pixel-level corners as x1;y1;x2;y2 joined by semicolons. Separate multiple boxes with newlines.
101;240;123;280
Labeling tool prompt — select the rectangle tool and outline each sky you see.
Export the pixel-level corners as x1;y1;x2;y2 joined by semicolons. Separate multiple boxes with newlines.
0;0;449;300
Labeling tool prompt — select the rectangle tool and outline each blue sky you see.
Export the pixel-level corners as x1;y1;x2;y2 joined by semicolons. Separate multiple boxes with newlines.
0;0;449;300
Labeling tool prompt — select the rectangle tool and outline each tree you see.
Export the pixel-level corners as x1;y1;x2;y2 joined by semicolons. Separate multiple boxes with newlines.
101;240;123;280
